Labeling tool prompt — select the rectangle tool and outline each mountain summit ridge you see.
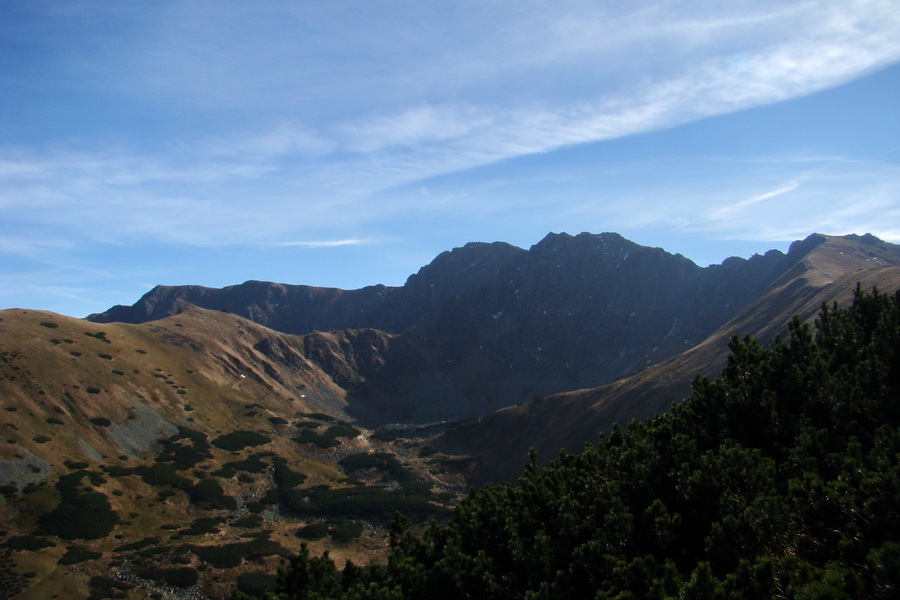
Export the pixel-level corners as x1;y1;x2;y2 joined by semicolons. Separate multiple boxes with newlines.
87;232;900;426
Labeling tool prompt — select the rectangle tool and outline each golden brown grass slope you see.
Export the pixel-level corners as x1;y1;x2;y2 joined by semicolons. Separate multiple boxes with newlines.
0;305;349;472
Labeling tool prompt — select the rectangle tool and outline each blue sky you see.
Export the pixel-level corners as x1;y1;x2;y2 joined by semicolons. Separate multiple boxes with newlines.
2;1;899;317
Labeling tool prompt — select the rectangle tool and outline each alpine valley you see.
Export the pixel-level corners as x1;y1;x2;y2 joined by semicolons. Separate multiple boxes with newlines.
1;231;899;599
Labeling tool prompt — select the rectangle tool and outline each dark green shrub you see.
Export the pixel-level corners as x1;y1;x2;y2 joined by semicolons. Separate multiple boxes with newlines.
338;452;415;483
88;575;133;597
293;429;330;447
301;412;335;421
33;436;51;443
58;546;102;565
84;331;110;343
90;417;111;426
39;490;119;539
185;538;285;569
181;517;225;537
221;454;268;474
131;463;191;490
295;522;330;540
280;485;449;521
330;521;364;544
46;417;64;425
272;457;307;489
232;515;264;529
6;535;55;551
189;478;236;511
211;430;270;451
98;354;113;360
133;566;198;588
39;322;59;328
236;572;279;597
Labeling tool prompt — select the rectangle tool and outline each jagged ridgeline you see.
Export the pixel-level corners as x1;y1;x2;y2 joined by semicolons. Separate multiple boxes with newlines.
244;286;900;600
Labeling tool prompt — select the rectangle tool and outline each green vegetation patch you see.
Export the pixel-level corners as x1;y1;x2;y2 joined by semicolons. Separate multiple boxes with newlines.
299;412;335;421
58;546;102;565
90;416;111;426
188;478;236;511
83;331;110;343
39;482;119;540
293;422;360;449
155;431;211;470
211;430;271;451
295;521;363;544
5;535;55;551
181;516;225;537
88;575;133;600
215;453;269;478
272;456;307;489
295;522;330;540
182;537;285;569
117;463;192;490
232;514;264;529
236;572;279;598
338;451;416;484
39;322;59;328
280;484;449;522
133;565;198;588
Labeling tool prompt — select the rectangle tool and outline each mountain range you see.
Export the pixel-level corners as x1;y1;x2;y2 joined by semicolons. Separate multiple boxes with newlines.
1;231;899;598
88;232;900;429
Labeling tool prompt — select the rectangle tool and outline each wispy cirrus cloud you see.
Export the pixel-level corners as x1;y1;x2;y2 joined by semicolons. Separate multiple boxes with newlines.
266;239;374;249
2;1;900;316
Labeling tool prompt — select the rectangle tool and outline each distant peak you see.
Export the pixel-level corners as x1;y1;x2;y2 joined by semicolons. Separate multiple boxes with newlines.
787;233;829;256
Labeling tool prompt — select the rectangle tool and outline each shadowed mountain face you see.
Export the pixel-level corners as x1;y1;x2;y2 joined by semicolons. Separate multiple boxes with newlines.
88;232;900;428
437;234;900;483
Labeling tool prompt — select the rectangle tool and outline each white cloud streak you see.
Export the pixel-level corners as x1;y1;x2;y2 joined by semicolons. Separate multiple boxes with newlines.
1;0;899;254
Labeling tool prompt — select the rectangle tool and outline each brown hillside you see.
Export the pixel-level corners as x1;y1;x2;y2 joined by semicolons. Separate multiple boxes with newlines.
0;305;349;474
0;307;468;599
